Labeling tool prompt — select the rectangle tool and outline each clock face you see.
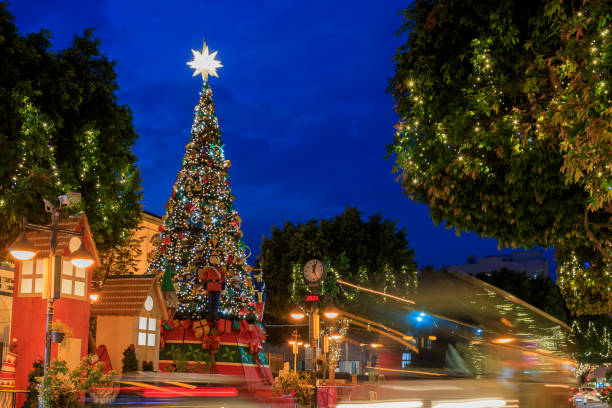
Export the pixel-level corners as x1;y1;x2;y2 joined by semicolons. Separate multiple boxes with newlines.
303;259;326;283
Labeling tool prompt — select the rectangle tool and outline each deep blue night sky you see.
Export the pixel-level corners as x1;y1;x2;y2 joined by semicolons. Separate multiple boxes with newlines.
9;1;555;274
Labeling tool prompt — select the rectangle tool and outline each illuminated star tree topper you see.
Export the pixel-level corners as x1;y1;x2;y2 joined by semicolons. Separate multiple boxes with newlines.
187;41;223;81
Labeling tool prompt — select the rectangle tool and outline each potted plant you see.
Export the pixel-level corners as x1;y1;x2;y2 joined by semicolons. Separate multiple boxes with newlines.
49;320;73;346
273;371;313;407
37;359;79;408
38;355;119;407
77;355;119;404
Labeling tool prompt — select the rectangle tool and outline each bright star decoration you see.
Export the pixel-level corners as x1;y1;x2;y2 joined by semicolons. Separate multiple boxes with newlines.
187;41;223;81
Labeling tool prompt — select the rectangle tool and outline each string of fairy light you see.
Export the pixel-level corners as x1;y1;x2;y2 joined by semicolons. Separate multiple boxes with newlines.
10;97;64;192
395;4;610;194
572;318;612;376
1;94;135;240
394;3;610;287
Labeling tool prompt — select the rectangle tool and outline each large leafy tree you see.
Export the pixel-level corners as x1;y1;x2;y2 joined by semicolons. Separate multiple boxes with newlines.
0;3;142;254
259;206;418;321
388;0;610;314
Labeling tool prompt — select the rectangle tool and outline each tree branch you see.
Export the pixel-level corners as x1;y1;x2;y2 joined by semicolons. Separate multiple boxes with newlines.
588;222;612;230
584;206;612;262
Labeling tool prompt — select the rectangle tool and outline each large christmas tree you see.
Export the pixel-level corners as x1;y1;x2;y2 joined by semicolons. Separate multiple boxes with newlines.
148;42;258;322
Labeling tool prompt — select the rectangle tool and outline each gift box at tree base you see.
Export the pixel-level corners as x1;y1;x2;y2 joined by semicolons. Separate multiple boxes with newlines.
159;318;273;389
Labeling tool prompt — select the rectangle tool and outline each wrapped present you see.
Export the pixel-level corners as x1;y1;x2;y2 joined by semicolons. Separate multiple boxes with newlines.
216;318;232;334
168;319;182;329
179;320;193;330
240;320;249;333
250;322;265;341
192;320;210;338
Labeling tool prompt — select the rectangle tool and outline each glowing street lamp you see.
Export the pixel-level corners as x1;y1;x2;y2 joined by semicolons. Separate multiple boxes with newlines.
322;304;341;320
8;233;37;261
290;306;306;321
70;242;95;268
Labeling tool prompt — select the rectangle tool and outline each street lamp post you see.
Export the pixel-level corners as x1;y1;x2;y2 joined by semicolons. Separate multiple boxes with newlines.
8;195;94;381
291;259;340;408
288;329;304;372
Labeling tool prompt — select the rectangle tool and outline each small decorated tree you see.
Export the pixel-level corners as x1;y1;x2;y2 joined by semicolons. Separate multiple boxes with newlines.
122;344;139;373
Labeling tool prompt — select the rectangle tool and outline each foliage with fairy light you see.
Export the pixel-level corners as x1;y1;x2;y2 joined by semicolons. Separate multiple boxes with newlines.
388;0;610;314
0;5;142;255
260;206;418;322
147;81;256;322
570;314;612;377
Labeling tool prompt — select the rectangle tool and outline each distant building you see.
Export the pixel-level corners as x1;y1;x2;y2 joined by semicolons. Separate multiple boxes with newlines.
133;211;162;275
447;250;548;278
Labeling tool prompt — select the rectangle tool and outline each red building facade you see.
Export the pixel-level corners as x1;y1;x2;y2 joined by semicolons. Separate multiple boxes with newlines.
9;214;98;406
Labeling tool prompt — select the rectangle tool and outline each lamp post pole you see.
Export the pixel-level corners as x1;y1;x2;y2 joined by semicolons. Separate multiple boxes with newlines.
309;288;320;408
43;207;60;378
291;329;299;372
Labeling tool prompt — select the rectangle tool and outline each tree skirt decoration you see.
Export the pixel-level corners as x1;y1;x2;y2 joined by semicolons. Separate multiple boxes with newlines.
159;318;272;388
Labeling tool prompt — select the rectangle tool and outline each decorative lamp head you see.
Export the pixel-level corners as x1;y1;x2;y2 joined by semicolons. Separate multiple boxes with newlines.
70;241;95;268
290;306;306;321
9;233;37;261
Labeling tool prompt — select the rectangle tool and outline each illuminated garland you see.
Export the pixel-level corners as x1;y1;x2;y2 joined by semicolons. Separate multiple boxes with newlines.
558;250;612;315
325;319;350;367
147;82;257;321
1;93;141;252
571;318;612;366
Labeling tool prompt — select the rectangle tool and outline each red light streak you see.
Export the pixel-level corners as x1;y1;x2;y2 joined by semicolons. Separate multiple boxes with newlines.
143;386;238;398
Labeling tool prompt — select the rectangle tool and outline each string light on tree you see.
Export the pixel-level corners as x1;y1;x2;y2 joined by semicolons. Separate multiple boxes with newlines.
148;42;261;322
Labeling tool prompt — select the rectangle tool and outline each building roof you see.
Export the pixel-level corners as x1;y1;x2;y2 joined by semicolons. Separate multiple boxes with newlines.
25;214;100;266
92;275;160;316
142;210;162;224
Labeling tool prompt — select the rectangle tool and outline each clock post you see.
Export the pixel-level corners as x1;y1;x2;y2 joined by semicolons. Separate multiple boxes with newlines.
303;259;326;408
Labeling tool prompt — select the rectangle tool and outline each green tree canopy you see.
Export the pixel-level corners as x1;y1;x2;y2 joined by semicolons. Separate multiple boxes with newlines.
259;206;418;321
0;3;142;253
388;0;610;314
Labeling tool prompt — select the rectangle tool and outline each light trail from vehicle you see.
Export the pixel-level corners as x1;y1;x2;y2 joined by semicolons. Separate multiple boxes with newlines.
337;279;416;304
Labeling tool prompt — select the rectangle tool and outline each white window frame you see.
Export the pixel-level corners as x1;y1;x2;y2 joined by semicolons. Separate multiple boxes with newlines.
137;316;157;347
60;258;87;299
19;259;46;296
